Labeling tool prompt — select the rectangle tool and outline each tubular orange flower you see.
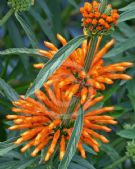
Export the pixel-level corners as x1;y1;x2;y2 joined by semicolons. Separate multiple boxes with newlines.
7;86;116;161
35;34;133;104
80;1;120;35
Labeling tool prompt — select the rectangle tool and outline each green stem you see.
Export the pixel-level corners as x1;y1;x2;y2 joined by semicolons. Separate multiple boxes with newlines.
84;36;98;73
63;37;98;124
0;9;14;26
63;0;107;125
62;96;80;125
99;0;108;13
66;96;80;115
104;155;128;169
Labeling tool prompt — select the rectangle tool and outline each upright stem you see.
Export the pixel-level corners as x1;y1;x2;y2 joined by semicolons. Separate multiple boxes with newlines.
66;96;80;115
99;0;108;13
84;36;98;73
104;155;128;169
63;36;98;123
0;9;14;26
62;96;80;126
63;0;107;124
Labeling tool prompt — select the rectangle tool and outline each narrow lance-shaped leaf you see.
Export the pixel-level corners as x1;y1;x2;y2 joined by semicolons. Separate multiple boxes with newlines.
104;35;135;58
58;107;84;169
30;9;57;44
0;78;19;101
0;138;18;156
68;0;79;9
118;8;135;23
119;2;135;11
117;129;135;139
0;48;42;57
14;158;38;169
15;13;38;48
37;1;52;20
72;155;96;169
117;22;134;38
26;35;86;97
126;78;135;124
101;144;121;162
7;19;30;70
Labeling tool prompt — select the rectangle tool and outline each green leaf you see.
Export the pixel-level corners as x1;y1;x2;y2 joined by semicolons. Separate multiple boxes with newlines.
119;2;135;11
58;107;84;169
118;22;134;38
104;36;135;58
7;18;30;69
0;158;39;169
0;48;42;57
26;35;85;97
15;158;38;169
37;1;52;20
69;163;86;169
102;81;120;103
0;138;18;156
72;155;96;169
15;13;38;48
0;78;19;101
101;144;121;166
45;0;63;36
127;79;135;123
30;9;57;44
0;161;18;169
0;9;14;26
117;129;135;139
68;0;79;9
83;144;97;155
118;9;135;23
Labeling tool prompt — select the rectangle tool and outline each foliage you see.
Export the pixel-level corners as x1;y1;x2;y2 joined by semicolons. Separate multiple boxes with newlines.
0;0;135;169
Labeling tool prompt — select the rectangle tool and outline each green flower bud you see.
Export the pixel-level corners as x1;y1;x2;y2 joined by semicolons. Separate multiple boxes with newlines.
126;140;135;163
8;0;34;12
124;124;135;130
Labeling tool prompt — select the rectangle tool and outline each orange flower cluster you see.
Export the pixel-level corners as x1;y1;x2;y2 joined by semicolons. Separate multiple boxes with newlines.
80;1;120;35
7;85;116;161
35;34;132;104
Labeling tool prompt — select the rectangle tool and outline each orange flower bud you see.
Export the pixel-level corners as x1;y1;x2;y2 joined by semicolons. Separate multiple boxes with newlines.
106;16;113;23
60;135;66;160
89;13;94;18
97;26;102;31
104;23;110;29
99;18;105;26
92;1;99;8
92;19;98;25
113;13;120;19
95;12;101;18
81;87;88;104
84;2;92;12
80;7;84;13
77;141;86;158
102;14;107;19
94;7;98;12
89;26;93;30
86;18;92;24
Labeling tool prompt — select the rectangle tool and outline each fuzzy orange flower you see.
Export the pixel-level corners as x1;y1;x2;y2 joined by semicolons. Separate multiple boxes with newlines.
80;1;120;35
7;85;116;161
35;34;132;104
